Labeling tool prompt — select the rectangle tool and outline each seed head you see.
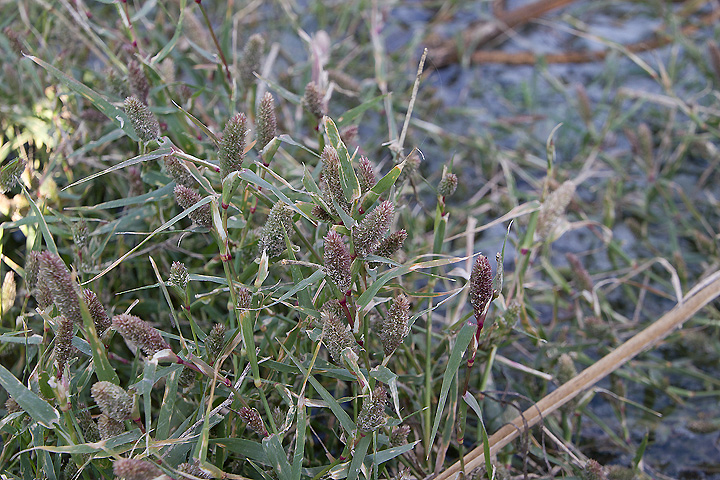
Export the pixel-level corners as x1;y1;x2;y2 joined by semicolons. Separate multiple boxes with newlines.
536;181;576;240
582;460;607;480
24;251;41;293
5;396;22;414
179;460;211;479
303;81;326;119
238;406;268;437
112;313;170;357
321;300;358;364
566;253;593;292
124;96;159;143
0;157;25;194
98;413;125;439
239;34;265;88
163;156;196;188
378;294;410;357
91;381;134;421
556;353;577;384
83;289;111;337
236;285;252;310
1;271;16;316
128;60;149;103
312;204;333;222
320;147;350;214
357;385;387;432
2;27;23;55
71;218;89;249
76;405;100;442
205;324;226;362
352;201;394;258
174;184;212;228
38;251;82;325
256;92;277;151
113;458;164;480
323;230;352;293
373;230;407;261
438;172;458;198
55;316;75;375
168;261;189;291
708;40;720;84
259;203;294;257
390;424;411;446
319;145;347;211
356;157;377;193
179;367;197;389
469;255;493;324
218;113;247;178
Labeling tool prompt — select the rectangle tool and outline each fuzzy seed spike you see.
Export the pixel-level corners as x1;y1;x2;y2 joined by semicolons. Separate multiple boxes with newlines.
91;381;134;421
112;313;170;357
256;91;277;151
124;96;159;142
469;255;493;326
323;230;352;293
352;201;394;258
38;251;82;324
378;294;410;356
218;113;247;178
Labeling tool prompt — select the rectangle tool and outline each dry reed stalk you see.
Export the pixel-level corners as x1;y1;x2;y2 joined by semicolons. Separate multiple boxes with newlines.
435;269;720;480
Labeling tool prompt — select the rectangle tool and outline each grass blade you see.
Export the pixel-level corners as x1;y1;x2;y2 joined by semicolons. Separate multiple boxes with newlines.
0;364;60;429
428;321;476;459
25;54;139;141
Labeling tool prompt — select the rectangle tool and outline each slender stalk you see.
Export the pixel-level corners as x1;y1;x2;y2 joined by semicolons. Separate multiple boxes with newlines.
196;1;233;86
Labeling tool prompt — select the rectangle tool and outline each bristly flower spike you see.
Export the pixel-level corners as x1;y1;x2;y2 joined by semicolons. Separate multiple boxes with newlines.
218;113;247;178
112;313;170;357
352;201;394;258
168;261;189;292
174;184;212;228
38;251;82;325
238;406;269;437
98;413;125;439
256;91;277;152
259;203;294;257
112;458;165;480
239;34;265;88
469;254;493;329
83;289;111;337
91;381;135;421
321;300;358;364
323;230;352;294
55;316;75;376
124;96;159;143
378;294;411;357
438;171;458;198
356;157;377;193
357;385;388;433
303;81;326;119
163;156;196;188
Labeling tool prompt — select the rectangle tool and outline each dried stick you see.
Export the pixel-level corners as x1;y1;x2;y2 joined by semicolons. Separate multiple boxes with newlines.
435;269;720;480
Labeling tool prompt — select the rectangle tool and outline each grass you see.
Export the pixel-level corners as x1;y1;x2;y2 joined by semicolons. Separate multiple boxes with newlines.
1;1;720;479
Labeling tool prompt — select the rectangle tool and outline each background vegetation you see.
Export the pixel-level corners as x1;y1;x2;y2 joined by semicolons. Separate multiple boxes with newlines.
1;1;719;479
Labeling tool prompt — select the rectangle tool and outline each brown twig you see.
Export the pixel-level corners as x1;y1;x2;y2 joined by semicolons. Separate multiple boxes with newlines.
435;269;720;480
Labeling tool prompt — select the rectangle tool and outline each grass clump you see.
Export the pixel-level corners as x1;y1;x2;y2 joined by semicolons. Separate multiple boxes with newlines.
1;1;720;480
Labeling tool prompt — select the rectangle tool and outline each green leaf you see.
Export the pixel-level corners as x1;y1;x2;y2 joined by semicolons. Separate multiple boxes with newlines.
172;101;219;146
357;255;466;310
292;398;307;480
62;146;173;191
20;183;57;255
285;349;356;435
462;392;493;478
324;117;361;203
370;366;401;418
365;440;420;465
337;94;387;128
69;183;174;211
361;161;404;212
69;128;126;158
347;433;372;480
151;0;186;64
210;438;268;464
79;294;120;384
428;321;476;458
263;434;292;480
237;169;310;221
26;54;139;141
0;363;60;428
84;195;214;284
